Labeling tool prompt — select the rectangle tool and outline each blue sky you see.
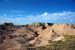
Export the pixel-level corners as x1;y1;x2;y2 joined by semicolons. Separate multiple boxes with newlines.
0;0;75;25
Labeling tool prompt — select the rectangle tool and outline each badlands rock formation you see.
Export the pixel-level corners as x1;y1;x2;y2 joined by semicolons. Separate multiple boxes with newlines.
0;23;75;50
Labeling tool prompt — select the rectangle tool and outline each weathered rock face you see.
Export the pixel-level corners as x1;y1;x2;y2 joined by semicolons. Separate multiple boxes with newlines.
0;23;75;50
0;23;15;30
0;23;40;50
0;39;21;50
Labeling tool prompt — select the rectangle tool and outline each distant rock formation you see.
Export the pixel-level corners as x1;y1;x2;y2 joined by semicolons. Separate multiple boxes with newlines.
0;23;15;30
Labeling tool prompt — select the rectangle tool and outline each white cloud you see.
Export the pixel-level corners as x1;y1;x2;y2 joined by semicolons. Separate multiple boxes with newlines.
70;20;73;22
11;10;24;12
26;11;75;23
18;15;24;16
14;11;75;24
0;16;3;18
41;12;48;16
3;14;7;17
0;11;75;24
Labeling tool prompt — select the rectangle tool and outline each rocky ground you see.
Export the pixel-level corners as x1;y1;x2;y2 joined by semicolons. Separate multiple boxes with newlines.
0;23;75;50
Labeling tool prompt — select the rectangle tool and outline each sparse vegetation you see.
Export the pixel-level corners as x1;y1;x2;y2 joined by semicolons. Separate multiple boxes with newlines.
27;35;75;50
